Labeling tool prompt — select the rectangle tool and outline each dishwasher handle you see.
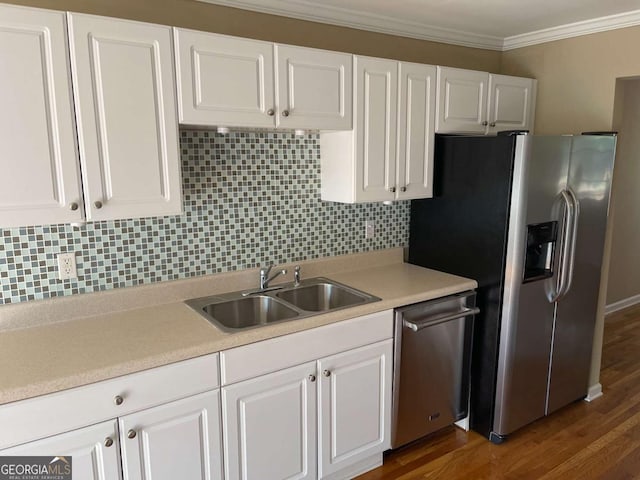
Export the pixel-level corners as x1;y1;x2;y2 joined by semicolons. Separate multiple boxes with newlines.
403;307;480;332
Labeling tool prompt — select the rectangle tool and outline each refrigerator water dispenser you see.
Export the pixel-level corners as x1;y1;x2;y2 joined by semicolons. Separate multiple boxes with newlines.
523;221;558;283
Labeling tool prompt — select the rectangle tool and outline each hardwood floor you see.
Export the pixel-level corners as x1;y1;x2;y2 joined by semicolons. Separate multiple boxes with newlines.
358;305;640;480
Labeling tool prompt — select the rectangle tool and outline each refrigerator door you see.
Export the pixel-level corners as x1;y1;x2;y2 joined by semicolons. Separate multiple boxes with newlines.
493;136;572;437
546;135;616;414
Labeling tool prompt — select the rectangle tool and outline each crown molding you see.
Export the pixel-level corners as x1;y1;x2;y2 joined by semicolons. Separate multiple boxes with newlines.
196;0;504;50
197;0;640;52
503;9;640;50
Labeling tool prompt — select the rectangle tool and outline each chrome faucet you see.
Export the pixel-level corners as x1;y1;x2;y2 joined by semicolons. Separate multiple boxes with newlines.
294;265;301;287
260;264;287;290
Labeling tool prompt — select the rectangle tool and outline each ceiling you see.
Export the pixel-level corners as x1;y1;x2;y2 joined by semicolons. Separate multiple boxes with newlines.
198;0;640;50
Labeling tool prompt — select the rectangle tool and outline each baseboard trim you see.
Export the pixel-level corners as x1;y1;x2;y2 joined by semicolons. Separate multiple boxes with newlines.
605;293;640;315
585;383;603;402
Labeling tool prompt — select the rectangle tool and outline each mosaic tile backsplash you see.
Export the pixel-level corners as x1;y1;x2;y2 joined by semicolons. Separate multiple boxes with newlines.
0;131;410;304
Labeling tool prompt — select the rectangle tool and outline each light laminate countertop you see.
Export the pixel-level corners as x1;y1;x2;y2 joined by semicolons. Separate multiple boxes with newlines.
0;255;476;405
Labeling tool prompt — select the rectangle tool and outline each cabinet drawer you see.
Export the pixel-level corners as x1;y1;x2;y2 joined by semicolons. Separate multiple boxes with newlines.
0;353;219;449
220;310;393;385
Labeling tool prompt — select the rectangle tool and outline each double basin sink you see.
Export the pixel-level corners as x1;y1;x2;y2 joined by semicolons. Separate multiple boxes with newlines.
185;277;380;332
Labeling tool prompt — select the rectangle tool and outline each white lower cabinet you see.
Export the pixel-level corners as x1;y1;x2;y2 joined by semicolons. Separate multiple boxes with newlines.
0;420;122;480
222;338;393;480
0;390;223;480
222;362;318;480
120;389;223;480
318;340;393;479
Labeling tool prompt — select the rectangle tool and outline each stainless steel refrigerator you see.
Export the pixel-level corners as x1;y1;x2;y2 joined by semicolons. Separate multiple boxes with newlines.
408;132;616;443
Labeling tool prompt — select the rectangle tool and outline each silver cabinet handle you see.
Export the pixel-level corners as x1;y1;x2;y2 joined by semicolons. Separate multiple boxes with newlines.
482;120;488;126
389;186;396;193
69;202;79;211
489;122;496;127
114;395;124;406
308;374;316;382
282;110;290;117
104;437;114;448
94;201;103;209
400;186;407;192
267;108;275;116
403;307;480;332
127;429;137;439
322;370;331;377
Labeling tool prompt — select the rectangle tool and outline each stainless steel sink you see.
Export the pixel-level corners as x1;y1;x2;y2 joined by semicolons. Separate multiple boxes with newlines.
185;277;380;332
276;282;367;311
201;296;299;330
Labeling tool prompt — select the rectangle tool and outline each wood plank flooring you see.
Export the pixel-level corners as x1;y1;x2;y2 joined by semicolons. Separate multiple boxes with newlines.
357;305;640;479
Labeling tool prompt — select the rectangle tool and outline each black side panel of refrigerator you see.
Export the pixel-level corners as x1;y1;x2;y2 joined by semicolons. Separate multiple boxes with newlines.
408;134;516;438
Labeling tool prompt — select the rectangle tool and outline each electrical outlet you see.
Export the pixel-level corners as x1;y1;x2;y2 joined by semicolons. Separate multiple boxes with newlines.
57;253;77;280
365;220;375;239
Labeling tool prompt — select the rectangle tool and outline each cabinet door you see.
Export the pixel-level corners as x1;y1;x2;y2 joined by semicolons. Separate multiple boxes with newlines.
0;420;121;480
396;62;436;200
436;66;488;134
487;74;535;132
0;5;82;227
175;28;275;128
354;56;397;202
119;389;223;480
275;45;352;130
68;13;182;221
222;362;317;480
318;339;393;478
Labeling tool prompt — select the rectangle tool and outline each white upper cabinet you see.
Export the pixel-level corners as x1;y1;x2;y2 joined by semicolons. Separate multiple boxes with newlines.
119;390;223;480
396;62;436;200
175;29;275;128
275;44;352;130
68;13;182;222
0;420;122;480
436;66;489;134
174;29;352;130
0;5;83;227
320;57;435;203
354;56;398;202
487;73;536;132
436;66;536;134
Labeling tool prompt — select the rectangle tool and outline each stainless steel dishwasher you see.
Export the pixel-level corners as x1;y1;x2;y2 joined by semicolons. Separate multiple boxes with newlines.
391;291;478;448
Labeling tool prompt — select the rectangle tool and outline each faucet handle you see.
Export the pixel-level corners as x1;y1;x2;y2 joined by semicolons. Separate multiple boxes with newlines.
294;265;301;286
260;264;274;276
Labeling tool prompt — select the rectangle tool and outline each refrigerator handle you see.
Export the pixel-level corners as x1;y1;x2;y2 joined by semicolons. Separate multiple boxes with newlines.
559;188;580;298
549;190;574;303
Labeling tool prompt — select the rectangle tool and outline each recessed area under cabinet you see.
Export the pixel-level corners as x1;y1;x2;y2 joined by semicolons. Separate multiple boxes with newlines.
174;28;352;130
0;5;182;228
320;56;436;203
436;66;536;134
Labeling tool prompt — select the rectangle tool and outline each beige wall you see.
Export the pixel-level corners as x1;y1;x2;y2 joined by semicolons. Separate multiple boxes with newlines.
501;26;640;134
2;0;501;71
607;79;640;304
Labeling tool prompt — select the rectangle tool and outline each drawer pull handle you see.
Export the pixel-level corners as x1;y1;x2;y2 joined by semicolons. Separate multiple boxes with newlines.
104;437;114;448
267;108;275;116
127;429;137;439
69;202;79;211
94;200;103;209
308;374;316;382
114;395;124;406
323;369;331;377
